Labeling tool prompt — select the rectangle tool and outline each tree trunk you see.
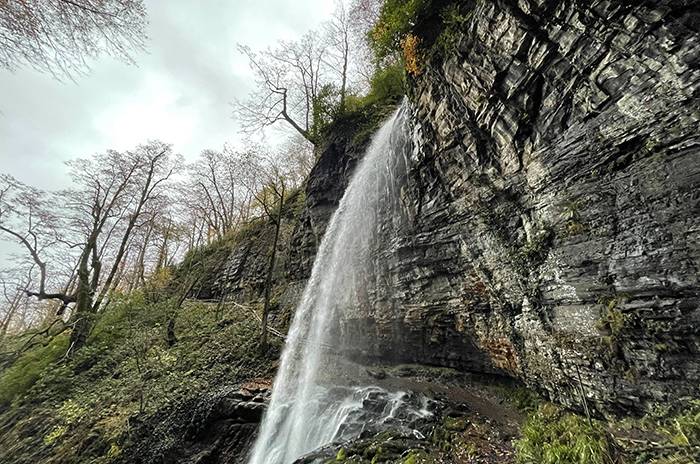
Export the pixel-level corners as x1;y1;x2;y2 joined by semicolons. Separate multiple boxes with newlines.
339;32;349;113
166;318;177;347
68;230;101;353
69;259;94;352
260;188;284;351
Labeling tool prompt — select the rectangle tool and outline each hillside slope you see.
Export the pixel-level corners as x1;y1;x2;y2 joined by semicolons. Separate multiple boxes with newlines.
0;1;698;463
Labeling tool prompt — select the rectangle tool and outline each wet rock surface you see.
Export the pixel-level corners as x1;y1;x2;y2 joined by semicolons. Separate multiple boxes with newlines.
208;0;699;418
284;0;700;415
291;365;525;464
392;0;700;415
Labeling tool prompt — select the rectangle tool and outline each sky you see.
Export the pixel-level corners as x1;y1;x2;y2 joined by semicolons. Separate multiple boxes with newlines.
0;0;335;189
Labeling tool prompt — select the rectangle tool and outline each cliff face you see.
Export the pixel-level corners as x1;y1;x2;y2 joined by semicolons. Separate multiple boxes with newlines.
280;0;700;415
211;1;699;415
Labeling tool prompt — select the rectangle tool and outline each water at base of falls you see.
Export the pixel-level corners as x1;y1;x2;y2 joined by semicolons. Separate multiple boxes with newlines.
248;102;420;464
269;384;433;454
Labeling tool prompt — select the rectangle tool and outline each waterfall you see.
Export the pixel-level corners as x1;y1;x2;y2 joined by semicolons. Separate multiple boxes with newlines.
248;102;415;464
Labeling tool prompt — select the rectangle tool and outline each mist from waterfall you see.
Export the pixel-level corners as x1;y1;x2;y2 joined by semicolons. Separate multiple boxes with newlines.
248;102;413;464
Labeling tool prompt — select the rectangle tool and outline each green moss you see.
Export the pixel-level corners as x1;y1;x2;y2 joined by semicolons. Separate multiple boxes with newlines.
514;226;554;270
336;447;347;461
497;384;541;413
402;450;435;464
106;443;122;459
43;425;68;446
655;343;670;353
596;294;630;348
515;404;616;464
444;416;469;432
566;220;588;236
0;289;277;463
558;199;589;237
0;333;69;406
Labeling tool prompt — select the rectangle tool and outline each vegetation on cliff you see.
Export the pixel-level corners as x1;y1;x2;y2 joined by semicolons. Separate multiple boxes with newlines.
1;0;699;463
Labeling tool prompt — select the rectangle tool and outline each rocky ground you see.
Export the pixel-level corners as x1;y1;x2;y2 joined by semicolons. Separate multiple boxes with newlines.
294;365;527;464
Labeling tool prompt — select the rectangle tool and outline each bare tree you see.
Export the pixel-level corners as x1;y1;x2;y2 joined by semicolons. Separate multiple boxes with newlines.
0;267;34;340
276;133;316;183
0;176;68;306
229;141;316;350
0;142;181;353
244;154;287;352
235;31;330;145
0;0;147;77
324;1;352;112
348;0;383;89
187;150;243;240
179;148;258;245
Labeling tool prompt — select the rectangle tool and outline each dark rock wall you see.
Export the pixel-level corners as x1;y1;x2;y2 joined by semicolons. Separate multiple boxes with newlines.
375;0;700;414
304;0;698;414
215;0;700;415
209;111;393;328
123;384;270;464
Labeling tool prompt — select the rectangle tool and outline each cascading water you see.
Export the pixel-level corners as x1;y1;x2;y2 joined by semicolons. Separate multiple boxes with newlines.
248;102;420;464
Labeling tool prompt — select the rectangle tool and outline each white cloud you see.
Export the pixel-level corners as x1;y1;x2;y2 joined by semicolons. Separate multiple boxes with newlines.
0;0;337;185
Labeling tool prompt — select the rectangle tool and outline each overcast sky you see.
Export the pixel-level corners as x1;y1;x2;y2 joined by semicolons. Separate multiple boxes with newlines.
0;0;335;189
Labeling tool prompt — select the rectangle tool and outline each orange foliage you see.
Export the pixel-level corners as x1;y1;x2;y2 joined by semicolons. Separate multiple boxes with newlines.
402;33;422;76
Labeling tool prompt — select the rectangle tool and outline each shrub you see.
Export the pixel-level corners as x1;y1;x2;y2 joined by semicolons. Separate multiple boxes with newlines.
369;63;405;103
515;404;617;464
402;33;422;76
311;83;341;141
370;0;431;60
435;4;473;54
345;63;405;114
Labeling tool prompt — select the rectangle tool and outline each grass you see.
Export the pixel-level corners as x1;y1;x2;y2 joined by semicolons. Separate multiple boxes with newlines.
515;400;700;463
619;400;700;463
515;403;617;464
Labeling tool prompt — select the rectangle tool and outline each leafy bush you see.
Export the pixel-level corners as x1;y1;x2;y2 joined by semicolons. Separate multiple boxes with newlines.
370;0;431;60
516;404;617;464
311;83;341;141
345;63;405;114
435;4;473;55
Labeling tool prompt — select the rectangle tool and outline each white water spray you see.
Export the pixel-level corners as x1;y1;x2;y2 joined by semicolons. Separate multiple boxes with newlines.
248;103;415;464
